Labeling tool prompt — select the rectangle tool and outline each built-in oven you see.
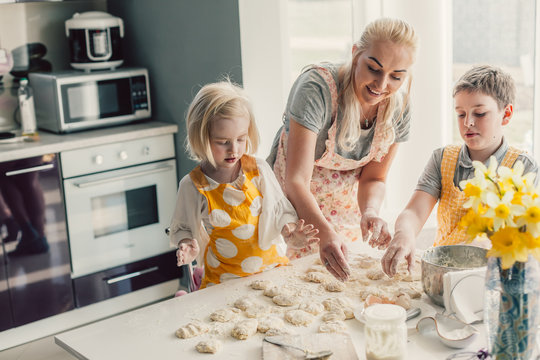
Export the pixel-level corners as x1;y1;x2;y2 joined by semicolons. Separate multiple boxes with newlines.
60;134;182;306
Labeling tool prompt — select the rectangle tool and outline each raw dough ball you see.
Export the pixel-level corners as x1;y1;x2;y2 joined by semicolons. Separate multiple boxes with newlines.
324;280;346;292
298;301;325;315
264;286;293;298
304;271;328;283
195;339;222;354
231;319;258;340
272;294;301;307
354;256;378;269
257;316;285;333
175;320;209;339
265;327;296;336
210;308;236;322
250;279;273;290
319;321;348;333
285;309;314;326
366;268;386;281
245;304;270;318
322;309;346;322
322;297;353;312
234;297;255;311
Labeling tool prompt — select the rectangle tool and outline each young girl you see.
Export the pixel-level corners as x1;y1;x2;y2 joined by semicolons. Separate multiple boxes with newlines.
168;81;319;292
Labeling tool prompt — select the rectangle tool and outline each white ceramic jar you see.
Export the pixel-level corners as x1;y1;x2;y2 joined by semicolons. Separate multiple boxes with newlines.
364;304;407;360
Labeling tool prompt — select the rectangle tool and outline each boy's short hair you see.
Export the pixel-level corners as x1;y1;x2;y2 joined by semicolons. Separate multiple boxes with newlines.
185;80;259;167
453;65;516;110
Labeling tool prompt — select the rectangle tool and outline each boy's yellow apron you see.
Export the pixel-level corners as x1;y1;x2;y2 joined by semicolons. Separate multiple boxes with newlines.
190;155;288;288
435;145;521;246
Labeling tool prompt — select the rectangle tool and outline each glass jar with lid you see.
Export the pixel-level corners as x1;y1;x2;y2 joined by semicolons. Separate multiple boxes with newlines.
364;303;407;360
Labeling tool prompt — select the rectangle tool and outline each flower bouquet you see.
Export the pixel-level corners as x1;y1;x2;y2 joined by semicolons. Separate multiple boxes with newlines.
459;156;540;360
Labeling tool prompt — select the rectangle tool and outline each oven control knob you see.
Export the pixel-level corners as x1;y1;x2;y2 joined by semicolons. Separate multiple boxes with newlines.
94;154;104;165
119;151;128;160
143;146;150;156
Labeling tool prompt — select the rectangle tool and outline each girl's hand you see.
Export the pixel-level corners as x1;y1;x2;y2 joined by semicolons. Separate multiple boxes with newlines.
281;219;320;250
360;210;391;249
176;238;200;266
381;231;415;277
319;233;351;281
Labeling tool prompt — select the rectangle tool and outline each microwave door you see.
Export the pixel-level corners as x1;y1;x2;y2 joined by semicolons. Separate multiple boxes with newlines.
60;77;132;128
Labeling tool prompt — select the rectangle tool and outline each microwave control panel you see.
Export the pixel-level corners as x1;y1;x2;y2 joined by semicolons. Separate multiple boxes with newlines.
131;75;149;111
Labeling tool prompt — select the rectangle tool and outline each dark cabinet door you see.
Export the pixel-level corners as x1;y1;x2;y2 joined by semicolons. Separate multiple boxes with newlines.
0;243;13;331
0;154;74;327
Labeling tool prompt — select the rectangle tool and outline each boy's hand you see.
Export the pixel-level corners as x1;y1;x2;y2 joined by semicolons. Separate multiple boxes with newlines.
176;238;200;266
381;231;415;277
360;210;391;249
281;219;320;250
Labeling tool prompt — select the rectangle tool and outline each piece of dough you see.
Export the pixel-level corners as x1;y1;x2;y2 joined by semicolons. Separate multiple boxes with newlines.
265;327;295;336
319;321;348;333
210;308;236;322
285;309;314;326
234;297;255;311
304;271;328;283
195;339;222;354
322;309;346;322
175;320;209;339
324;280;346;292
366;268;386;281
231;319;258;340
322;297;353;312
272;294;301;307
245;304;270;318
298;301;325;315
257;316;285;333
306;264;327;273
250;279;273;290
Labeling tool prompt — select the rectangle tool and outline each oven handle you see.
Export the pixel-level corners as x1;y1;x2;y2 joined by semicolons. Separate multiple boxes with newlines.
105;266;159;284
5;163;54;176
73;164;173;188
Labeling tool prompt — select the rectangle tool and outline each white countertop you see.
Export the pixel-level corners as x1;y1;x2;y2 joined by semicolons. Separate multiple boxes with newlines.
54;241;487;360
0;121;178;162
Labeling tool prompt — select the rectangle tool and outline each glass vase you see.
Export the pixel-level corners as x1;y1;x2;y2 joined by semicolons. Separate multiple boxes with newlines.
484;255;540;360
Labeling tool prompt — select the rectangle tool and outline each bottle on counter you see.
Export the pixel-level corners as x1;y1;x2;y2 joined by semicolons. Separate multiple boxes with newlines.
18;78;38;136
364;304;407;360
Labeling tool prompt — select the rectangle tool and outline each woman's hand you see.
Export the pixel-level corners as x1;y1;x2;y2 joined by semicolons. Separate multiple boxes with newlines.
281;219;320;249
381;230;415;277
360;209;391;249
319;233;351;281
176;238;200;266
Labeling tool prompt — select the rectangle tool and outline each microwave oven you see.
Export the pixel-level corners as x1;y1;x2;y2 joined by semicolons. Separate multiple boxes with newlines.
28;67;151;133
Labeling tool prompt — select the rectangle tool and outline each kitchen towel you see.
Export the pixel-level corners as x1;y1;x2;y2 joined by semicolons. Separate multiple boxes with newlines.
443;267;487;324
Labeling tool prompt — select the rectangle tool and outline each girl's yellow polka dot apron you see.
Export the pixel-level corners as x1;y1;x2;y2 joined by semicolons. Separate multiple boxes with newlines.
273;66;395;258
435;145;521;246
190;155;288;288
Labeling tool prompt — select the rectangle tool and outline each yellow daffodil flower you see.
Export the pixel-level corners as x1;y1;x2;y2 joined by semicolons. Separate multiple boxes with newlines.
516;195;540;238
484;190;524;230
487;227;529;269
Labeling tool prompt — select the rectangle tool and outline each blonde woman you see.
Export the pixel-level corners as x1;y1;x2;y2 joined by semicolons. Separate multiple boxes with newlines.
168;81;318;293
267;18;418;281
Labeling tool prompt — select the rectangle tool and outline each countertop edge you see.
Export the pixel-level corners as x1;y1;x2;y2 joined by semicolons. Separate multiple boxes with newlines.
0;121;179;162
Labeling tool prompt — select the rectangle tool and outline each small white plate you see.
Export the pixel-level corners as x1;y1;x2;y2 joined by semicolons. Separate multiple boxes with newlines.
354;299;437;332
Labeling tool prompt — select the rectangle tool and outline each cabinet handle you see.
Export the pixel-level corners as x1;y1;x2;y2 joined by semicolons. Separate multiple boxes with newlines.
5;163;54;176
73;164;173;188
105;266;159;284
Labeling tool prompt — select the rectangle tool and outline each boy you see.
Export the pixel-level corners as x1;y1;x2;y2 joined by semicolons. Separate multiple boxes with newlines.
381;65;538;276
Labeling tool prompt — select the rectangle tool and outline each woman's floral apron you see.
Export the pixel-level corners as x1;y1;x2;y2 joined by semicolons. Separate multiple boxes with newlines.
273;66;395;258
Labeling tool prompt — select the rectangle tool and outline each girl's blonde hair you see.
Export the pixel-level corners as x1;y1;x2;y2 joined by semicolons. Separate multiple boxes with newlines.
185;81;259;167
337;17;418;151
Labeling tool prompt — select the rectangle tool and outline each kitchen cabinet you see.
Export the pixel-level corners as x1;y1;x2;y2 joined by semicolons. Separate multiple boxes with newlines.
0;154;75;329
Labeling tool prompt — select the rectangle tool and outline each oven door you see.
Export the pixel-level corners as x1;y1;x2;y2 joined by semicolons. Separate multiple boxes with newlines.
63;159;177;278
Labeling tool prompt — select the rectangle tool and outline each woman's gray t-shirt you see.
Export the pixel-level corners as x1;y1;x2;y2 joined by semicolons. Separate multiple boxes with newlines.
267;63;411;166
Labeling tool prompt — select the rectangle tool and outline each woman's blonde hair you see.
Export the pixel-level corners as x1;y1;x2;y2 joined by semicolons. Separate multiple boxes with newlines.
185;80;259;167
337;17;418;151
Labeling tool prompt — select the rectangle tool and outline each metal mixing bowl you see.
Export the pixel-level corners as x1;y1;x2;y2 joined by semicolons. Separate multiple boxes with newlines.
421;245;488;306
